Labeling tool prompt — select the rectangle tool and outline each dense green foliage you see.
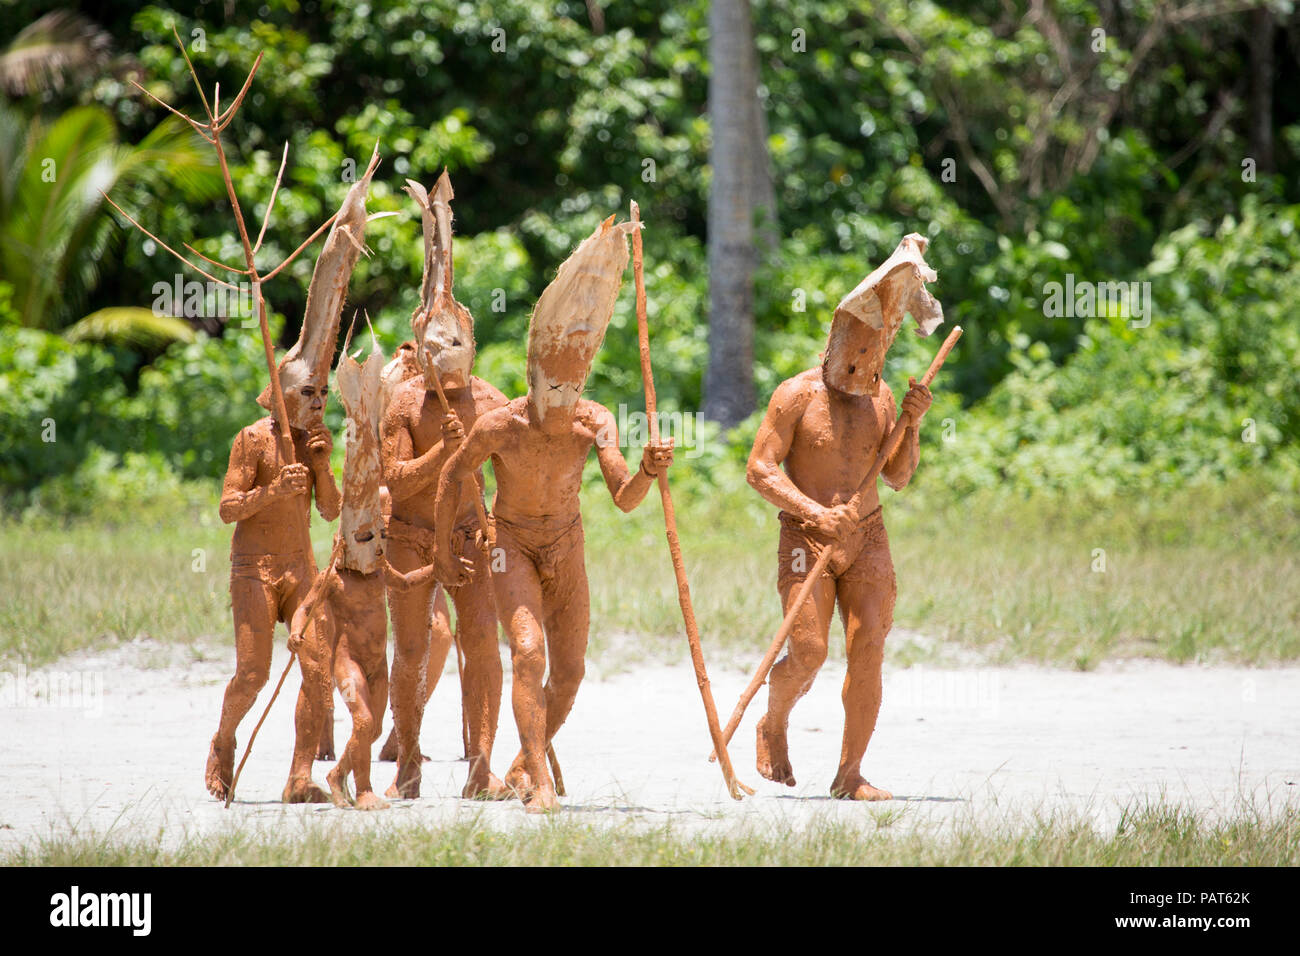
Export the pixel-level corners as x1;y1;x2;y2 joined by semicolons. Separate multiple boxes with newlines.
2;0;1298;509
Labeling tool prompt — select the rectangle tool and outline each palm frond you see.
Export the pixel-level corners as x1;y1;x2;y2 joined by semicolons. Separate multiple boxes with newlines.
63;307;196;347
0;11;112;97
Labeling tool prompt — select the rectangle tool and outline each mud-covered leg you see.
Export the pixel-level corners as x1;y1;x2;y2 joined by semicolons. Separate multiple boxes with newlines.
830;565;896;801
284;604;331;804
494;552;554;811
758;569;835;788
207;575;276;800
330;637;389;811
453;569;507;799
385;539;437;797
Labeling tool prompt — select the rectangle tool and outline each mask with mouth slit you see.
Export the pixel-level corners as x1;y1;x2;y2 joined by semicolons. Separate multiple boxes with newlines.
822;233;945;397
525;215;635;424
336;322;387;574
406;171;475;392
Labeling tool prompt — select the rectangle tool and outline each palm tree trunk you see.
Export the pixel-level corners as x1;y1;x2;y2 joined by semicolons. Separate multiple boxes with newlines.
703;0;766;427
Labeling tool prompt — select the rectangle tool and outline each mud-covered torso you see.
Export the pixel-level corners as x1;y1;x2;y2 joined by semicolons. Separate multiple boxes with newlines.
783;370;894;514
326;566;388;661
229;418;315;557
386;375;501;530
488;397;602;531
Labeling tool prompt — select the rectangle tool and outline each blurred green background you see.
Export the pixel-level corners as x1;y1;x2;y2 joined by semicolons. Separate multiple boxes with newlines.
0;1;1297;667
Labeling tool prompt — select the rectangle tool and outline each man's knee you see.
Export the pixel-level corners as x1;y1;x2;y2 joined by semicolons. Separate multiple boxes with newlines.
234;657;271;690
511;639;546;685
787;624;829;676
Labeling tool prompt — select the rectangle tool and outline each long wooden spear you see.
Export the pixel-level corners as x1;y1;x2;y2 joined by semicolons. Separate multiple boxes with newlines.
710;325;963;760
630;201;751;800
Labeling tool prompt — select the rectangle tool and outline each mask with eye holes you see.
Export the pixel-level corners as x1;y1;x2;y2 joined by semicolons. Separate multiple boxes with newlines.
822;233;945;397
525;214;636;425
336;320;387;574
405;171;475;393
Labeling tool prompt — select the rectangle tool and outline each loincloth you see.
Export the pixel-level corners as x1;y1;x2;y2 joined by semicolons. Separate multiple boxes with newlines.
492;513;583;590
386;516;437;565
776;506;893;594
229;551;314;623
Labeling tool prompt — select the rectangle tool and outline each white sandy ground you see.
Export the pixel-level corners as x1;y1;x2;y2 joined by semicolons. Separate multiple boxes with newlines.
1;634;1298;853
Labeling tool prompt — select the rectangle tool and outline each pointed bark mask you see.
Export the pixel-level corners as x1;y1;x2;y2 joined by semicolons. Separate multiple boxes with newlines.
823;232;944;396
258;145;381;426
526;214;636;422
336;319;387;574
406;171;475;391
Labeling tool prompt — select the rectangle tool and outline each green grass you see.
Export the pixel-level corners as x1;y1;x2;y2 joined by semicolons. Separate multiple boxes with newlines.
2;475;1297;670
6;801;1296;866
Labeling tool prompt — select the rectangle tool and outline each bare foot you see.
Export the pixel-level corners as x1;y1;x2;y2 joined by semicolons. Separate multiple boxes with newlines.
282;775;329;804
205;735;234;801
755;716;796;787
830;772;893;801
354;790;391;811
523;783;559;815
504;755;532;801
385;760;421;799
326;765;353;808
463;771;511;801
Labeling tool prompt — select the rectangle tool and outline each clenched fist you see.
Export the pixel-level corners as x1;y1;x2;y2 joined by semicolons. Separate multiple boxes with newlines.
270;463;312;499
810;501;857;540
640;438;675;476
305;424;333;467
441;411;466;444
901;377;932;423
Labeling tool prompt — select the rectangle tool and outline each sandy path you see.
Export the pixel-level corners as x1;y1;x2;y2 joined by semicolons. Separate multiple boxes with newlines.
2;639;1297;850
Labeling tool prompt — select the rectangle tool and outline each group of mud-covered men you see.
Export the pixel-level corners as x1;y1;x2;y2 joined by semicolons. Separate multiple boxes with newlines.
203;164;937;814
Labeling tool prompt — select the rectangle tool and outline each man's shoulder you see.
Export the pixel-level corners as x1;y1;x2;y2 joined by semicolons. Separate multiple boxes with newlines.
240;417;276;441
769;369;823;412
469;375;510;408
573;398;616;431
387;377;433;420
473;396;527;434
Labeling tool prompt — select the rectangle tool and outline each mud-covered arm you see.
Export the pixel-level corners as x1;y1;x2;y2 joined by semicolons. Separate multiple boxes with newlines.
881;381;926;491
433;413;500;581
746;380;826;524
288;566;336;652
380;401;452;502
588;404;667;513
382;556;438;591
219;429;275;524
306;424;342;522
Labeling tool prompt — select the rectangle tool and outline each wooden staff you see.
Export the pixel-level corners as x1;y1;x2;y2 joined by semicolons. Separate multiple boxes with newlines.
630;201;751;800
710;325;963;760
426;362;567;795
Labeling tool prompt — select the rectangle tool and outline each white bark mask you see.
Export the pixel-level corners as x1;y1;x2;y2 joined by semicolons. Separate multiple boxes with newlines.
525;215;635;422
406;172;475;392
259;145;379;415
822;233;944;396
336;322;387;574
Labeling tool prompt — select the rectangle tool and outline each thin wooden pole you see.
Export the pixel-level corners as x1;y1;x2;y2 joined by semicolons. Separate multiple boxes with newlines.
631;200;750;799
